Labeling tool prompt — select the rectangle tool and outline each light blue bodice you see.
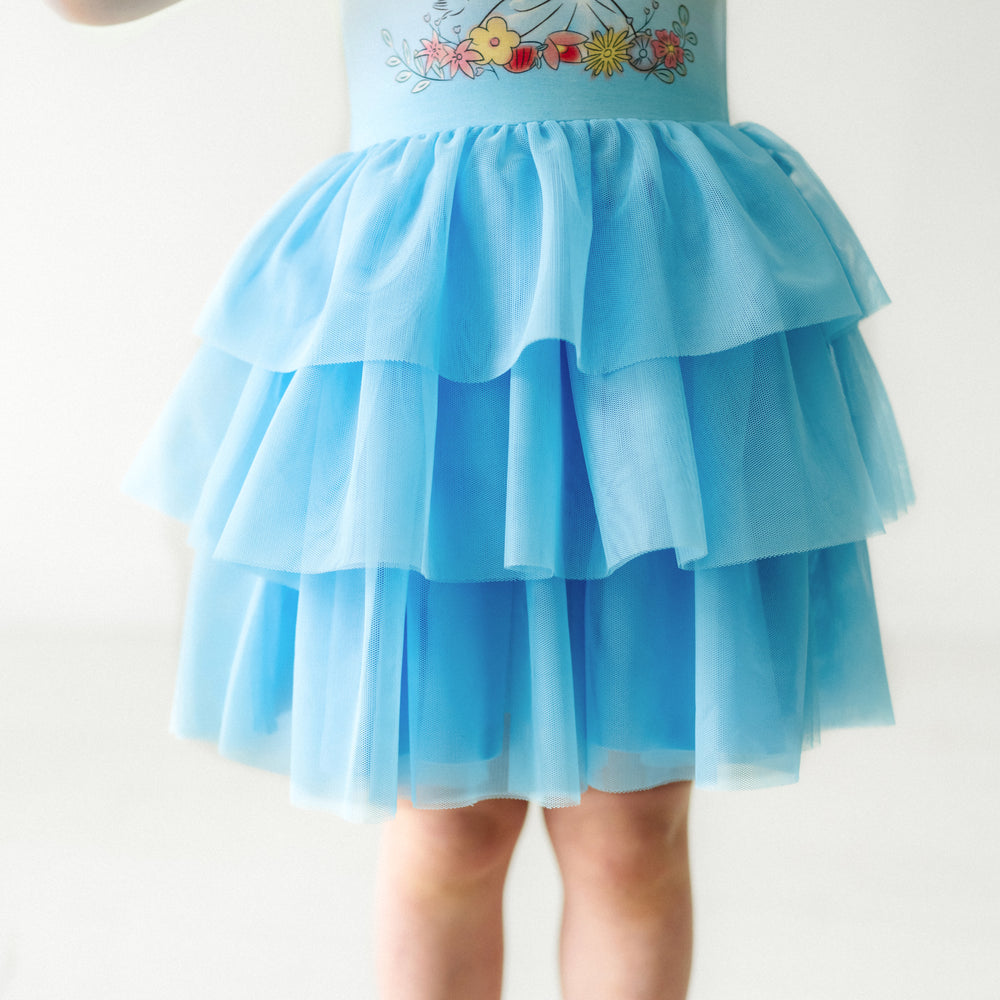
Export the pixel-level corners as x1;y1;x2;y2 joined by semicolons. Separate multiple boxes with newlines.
341;0;729;149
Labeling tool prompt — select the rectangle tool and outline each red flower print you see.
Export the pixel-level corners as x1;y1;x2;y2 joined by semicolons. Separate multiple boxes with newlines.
440;38;484;78
541;30;588;70
506;44;540;72
652;29;685;69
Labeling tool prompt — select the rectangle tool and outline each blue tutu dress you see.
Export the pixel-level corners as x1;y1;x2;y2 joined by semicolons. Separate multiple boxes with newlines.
122;0;914;822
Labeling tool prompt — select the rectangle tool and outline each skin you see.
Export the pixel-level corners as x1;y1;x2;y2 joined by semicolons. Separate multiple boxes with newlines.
44;0;186;26
376;783;694;1000
542;783;694;1000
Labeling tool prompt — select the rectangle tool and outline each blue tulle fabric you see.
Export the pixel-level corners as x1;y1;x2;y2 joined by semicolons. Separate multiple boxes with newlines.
123;117;914;821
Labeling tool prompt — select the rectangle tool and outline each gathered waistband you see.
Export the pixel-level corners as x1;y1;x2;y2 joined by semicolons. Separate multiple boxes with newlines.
341;0;729;150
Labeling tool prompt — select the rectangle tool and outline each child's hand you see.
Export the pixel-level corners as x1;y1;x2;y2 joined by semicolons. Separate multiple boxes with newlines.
43;0;187;26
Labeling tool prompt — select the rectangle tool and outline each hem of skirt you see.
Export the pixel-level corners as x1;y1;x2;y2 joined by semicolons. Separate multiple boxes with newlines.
166;713;898;824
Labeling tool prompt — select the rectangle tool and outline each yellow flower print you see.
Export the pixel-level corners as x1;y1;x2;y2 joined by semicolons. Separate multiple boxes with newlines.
468;16;521;66
582;27;631;77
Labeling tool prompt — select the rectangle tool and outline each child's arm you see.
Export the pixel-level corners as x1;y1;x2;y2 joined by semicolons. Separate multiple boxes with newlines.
44;0;187;25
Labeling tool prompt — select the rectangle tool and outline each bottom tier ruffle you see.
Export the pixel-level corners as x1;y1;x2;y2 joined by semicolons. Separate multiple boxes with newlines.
171;539;894;822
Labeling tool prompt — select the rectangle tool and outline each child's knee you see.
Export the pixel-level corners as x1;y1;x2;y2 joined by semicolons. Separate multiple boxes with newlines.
544;783;692;888
390;796;529;884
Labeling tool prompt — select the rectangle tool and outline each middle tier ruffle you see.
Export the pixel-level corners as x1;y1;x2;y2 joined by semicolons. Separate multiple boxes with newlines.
121;321;913;580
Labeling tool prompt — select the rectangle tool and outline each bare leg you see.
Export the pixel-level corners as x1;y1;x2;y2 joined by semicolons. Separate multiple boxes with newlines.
374;795;529;1000
543;782;694;1000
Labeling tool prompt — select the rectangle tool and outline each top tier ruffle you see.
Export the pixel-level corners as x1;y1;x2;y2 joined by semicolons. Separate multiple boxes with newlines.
192;119;889;382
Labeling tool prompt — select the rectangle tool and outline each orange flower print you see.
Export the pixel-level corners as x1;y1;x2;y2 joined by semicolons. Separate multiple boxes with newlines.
541;30;588;70
652;29;685;70
468;16;521;66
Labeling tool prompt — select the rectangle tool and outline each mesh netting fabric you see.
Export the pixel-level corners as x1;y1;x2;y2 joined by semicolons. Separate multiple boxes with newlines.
190;121;886;377
168;540;892;822
123;117;913;821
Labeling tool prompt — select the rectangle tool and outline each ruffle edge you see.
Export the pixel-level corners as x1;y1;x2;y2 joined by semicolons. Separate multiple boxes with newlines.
122;322;913;580
188;118;889;382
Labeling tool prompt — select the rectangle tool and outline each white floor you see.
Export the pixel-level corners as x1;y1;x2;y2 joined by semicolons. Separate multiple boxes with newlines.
1;628;996;999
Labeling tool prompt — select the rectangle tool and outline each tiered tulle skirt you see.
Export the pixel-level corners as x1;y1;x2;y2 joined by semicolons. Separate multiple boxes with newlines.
122;118;914;821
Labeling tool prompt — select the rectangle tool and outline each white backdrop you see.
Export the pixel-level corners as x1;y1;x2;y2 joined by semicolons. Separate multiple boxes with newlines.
1;0;997;639
3;3;999;999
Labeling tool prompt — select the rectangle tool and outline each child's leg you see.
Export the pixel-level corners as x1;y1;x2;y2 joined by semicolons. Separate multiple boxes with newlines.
542;782;694;1000
374;795;529;1000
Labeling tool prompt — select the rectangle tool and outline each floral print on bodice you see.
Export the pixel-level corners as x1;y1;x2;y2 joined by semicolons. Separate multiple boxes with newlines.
380;2;698;93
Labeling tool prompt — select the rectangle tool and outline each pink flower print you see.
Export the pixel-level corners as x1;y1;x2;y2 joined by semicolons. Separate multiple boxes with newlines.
651;29;685;69
441;38;484;78
414;31;451;72
541;30;588;70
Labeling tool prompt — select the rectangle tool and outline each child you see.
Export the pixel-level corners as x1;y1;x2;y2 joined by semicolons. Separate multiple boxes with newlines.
46;1;913;997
